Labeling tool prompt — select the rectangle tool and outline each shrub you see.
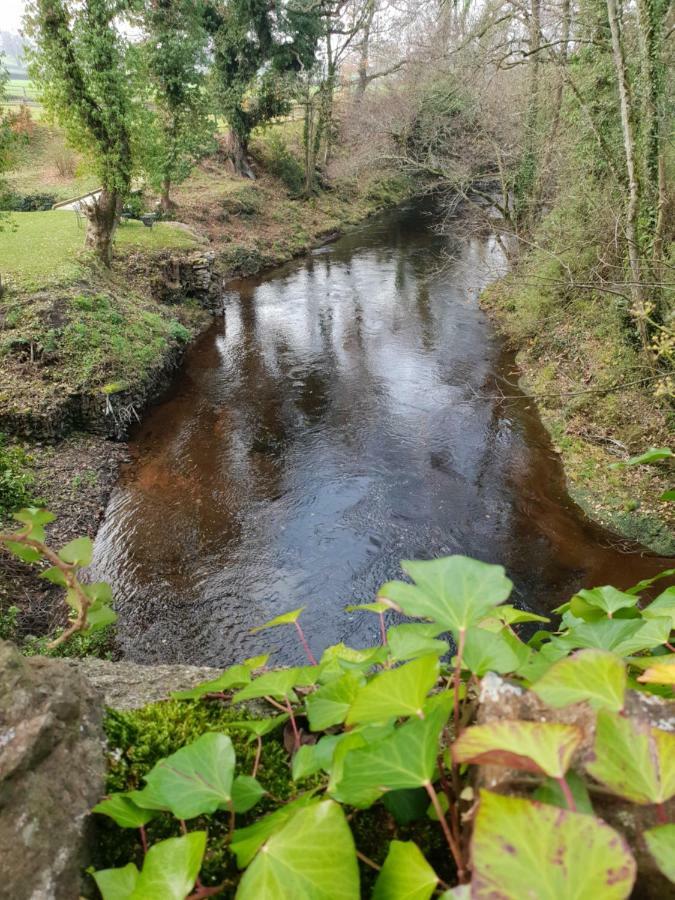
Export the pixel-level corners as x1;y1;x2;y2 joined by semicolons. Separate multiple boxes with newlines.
263;133;304;196
0;437;33;517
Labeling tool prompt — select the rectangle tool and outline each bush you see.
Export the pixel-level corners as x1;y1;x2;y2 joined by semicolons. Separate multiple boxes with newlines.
0;436;33;517
53;147;77;177
0;191;58;212
263;133;305;196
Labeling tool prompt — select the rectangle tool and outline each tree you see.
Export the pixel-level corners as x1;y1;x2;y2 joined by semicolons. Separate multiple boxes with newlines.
25;0;133;266
131;0;213;213
206;0;321;178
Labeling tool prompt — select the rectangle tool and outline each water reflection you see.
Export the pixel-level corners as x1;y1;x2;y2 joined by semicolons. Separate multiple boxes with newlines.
92;201;671;665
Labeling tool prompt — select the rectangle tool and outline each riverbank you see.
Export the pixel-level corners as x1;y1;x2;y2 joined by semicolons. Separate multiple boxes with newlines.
0;144;413;648
482;267;674;556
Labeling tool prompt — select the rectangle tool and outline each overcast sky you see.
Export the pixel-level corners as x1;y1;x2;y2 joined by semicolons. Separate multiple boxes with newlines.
2;0;26;34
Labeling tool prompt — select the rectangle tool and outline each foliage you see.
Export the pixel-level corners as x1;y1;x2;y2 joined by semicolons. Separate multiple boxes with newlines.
0;436;34;516
86;552;675;898
259;132;305;196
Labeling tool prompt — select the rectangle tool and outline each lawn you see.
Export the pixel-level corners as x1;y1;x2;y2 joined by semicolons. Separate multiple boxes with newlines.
0;211;199;287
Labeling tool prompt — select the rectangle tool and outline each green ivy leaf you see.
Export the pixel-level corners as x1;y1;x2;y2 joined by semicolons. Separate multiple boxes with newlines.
460;627;529;676
233;668;305;703
492;606;550;626
625;569;675;595
452;720;582;778
572;586;639;618
13;507;56;527
232;775;265;813
171;664;253;700
556;617;671;656
531;649;626;711
250;607;305;632
58;536;93;567
235;800;359;899
225;715;289;741
92;862;139;899
642;587;675;628
306;671;364;731
4;541;42;563
644;825;675;883
379;556;512;633
93;832;206;900
471;790;635;898
381;788;430;825
533;771;593;814
386;623;449;661
86;600;117;631
346;655;439;726
332;705;448;807
611;447;673;467
318;643;389;679
92;793;157;828
131;733;235;819
345;601;390;613
585;709;675;804
372;840;438;900
231;794;320;868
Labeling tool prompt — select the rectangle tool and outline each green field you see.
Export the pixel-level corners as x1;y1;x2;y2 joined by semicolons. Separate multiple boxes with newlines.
0;211;198;286
6;78;39;103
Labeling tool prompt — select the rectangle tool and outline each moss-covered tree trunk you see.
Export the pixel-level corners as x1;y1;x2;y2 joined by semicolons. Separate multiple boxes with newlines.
83;190;122;268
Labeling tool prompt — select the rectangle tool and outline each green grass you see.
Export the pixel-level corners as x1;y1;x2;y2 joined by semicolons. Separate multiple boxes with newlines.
0;211;198;287
5;79;39;103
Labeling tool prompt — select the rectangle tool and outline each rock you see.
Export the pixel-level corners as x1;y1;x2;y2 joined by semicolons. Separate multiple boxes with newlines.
475;673;675;899
65;657;222;709
0;641;105;899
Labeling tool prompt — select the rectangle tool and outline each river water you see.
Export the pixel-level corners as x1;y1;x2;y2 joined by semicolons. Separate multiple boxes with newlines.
92;200;671;665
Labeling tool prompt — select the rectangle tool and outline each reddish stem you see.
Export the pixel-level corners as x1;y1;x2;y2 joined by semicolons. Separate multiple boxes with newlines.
656;803;669;825
294;621;318;665
453;628;467;738
425;781;468;883
139;825;148;855
378;611;387;646
252;735;262;778
665;642;675;653
285;697;301;751
264;695;288;712
557;776;577;812
179;819;188;835
188;884;227;899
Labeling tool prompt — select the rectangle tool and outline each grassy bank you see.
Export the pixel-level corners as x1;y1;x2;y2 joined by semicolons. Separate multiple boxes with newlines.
483;247;674;555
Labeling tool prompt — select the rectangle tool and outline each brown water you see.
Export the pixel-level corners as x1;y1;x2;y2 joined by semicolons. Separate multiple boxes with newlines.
92;200;672;665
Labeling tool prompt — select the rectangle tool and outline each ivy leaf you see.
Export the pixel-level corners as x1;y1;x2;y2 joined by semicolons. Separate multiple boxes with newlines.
86;602;117;631
92;862;139;899
644;825;675;883
379;556;512;634
533;771;593;815
637;658;675;686
642;587;675;628
492;605;550;626
250;607;304;632
556;617;671;656
345;601;391;614
346;655;439;726
572;586;639;618
471;791;635;899
225;715;289;742
332;706;448;807
235;800;359;899
131;733;235;819
610;447;673;467
625;569;675;595
232;775;265;813
585;709;675;804
58;536;93;567
452;720;582;778
233;668;305;703
93;833;206;900
92;793;157;828
386;623;449;661
318;643;389;679
531;649;626;711
4;541;42;563
460;627;529;676
171;664;253;700
372;840;438;900
13;507;55;527
381;789;430;826
306;671;364;731
231;795;320;868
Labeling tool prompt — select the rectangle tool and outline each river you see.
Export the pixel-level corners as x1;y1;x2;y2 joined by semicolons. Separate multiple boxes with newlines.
91;199;671;665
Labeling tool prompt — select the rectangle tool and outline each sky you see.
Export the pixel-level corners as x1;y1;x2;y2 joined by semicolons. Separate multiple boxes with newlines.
1;0;26;34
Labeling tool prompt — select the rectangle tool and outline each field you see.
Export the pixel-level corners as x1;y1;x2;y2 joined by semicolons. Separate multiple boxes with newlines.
0;211;199;288
5;78;39;104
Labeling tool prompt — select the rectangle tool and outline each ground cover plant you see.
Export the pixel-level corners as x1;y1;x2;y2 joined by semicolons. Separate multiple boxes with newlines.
2;506;674;898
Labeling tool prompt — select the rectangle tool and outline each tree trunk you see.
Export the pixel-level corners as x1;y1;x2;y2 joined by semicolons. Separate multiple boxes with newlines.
225;129;255;180
606;0;649;351
356;0;376;102
159;177;176;214
83;189;121;268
